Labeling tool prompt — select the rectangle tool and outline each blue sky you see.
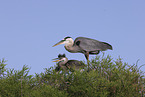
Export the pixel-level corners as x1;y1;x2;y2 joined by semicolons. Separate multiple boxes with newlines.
0;0;145;75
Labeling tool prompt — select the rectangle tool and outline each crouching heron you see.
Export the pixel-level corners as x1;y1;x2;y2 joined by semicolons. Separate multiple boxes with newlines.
53;54;85;72
53;36;113;65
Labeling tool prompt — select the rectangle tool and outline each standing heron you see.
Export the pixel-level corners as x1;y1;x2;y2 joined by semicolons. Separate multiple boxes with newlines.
53;54;84;72
53;36;113;65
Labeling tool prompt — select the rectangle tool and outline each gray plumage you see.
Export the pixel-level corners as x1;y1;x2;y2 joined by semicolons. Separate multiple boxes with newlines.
74;37;112;52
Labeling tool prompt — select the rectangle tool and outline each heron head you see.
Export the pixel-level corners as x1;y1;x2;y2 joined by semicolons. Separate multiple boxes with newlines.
52;36;73;47
52;57;67;63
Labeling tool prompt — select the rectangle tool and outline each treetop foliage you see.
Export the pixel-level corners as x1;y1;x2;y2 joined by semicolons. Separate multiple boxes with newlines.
0;55;145;97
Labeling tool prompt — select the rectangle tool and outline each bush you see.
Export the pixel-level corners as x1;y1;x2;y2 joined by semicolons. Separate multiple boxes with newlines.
0;55;144;97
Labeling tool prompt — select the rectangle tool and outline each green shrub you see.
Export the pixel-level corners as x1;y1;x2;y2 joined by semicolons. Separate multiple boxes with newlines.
0;55;144;97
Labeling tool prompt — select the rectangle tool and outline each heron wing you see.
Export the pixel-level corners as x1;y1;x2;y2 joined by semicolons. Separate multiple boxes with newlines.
67;60;84;67
74;37;112;51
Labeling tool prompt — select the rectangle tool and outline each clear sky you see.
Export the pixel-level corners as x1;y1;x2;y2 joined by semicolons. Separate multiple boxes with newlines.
0;0;145;75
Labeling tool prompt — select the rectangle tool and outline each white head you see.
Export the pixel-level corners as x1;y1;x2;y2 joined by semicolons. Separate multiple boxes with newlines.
59;57;68;63
52;36;74;47
53;57;68;66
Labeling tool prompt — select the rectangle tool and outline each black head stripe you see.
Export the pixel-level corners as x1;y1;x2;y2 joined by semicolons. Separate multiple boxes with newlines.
62;54;66;57
58;54;66;58
58;54;62;58
64;36;71;40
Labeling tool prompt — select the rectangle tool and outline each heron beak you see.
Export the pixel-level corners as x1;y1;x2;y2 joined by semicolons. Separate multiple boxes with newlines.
52;40;65;47
52;58;59;60
52;58;60;62
52;59;60;62
53;60;60;62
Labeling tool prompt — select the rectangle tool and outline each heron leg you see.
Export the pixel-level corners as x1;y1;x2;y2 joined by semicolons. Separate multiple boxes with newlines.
85;52;90;69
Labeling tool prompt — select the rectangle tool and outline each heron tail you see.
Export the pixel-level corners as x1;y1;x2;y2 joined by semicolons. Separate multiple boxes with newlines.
102;42;113;50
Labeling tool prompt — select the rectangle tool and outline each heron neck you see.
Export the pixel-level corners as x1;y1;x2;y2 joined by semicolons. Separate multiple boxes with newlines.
64;44;78;53
64;39;79;53
65;40;74;49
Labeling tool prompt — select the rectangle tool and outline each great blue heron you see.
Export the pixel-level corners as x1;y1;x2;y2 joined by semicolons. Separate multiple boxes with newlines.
53;36;113;65
53;54;84;72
